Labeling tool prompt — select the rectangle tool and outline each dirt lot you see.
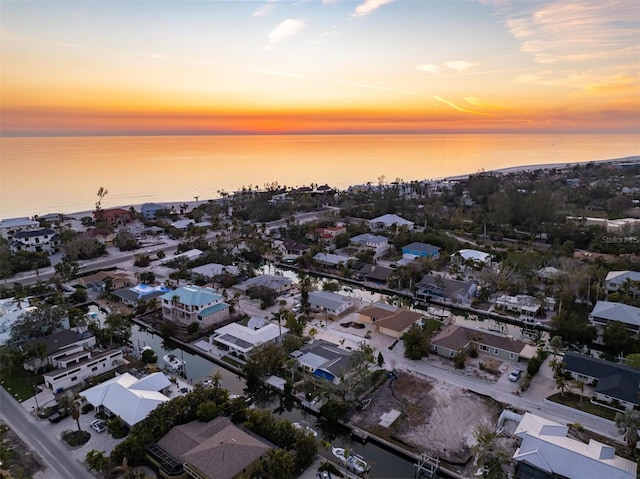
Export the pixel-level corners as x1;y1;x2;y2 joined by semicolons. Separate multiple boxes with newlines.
351;371;502;465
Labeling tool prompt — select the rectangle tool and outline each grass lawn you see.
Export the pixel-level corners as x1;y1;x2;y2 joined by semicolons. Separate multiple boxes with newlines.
0;368;43;403
423;318;444;335
547;392;618;421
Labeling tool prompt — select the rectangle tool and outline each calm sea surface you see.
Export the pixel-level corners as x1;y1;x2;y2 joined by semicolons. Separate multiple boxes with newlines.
1;133;638;219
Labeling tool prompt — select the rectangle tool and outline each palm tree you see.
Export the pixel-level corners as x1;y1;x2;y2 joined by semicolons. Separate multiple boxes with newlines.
572;379;586;405
615;409;640;455
555;376;568;397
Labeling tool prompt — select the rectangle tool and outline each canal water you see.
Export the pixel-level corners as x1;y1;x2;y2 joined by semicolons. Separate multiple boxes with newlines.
130;324;421;478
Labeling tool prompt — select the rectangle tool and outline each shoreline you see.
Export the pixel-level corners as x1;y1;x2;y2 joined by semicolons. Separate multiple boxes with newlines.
7;155;639;221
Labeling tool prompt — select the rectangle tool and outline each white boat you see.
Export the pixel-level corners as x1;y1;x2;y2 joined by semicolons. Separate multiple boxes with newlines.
163;354;185;371
293;420;318;437
331;447;370;473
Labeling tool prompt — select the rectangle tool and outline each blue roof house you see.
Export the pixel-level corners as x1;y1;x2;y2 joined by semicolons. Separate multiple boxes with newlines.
141;202;165;220
160;285;230;328
402;242;441;258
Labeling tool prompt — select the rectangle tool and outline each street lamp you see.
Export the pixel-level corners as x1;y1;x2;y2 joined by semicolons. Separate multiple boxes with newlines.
32;384;40;412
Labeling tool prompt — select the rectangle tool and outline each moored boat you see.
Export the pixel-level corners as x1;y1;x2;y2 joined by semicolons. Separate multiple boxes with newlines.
163;354;186;371
293;420;318;437
331;447;370;473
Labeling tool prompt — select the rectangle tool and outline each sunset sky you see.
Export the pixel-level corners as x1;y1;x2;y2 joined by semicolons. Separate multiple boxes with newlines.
1;0;638;135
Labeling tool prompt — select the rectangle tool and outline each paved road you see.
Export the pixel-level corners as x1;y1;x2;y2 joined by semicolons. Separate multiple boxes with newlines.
0;387;94;479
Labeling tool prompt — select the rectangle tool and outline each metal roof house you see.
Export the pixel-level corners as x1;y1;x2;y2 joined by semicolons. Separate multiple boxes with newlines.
210;321;289;360
81;372;171;427
589;300;640;334
233;274;292;295
513;412;637;479
402;242;441;258
368;214;414;232
308;291;354;316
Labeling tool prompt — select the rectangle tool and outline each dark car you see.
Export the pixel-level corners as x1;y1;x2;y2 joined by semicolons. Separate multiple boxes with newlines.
48;408;69;423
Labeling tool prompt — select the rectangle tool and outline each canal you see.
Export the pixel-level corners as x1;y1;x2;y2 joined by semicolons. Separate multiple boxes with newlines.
130;324;423;478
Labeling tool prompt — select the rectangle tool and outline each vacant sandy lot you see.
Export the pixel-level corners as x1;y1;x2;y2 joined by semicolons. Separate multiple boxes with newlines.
351;371;502;464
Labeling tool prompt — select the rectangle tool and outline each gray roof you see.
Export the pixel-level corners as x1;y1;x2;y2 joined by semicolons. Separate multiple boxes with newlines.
350;233;388;245
402;242;441;254
308;291;351;310
590;301;640;327
22;329;88;355
13;228;57;239
297;339;354;377
563;352;640;405
236;274;291;292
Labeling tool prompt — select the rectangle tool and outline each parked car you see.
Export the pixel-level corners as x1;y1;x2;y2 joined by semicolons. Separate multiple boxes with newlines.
48;408;69;423
508;369;523;382
90;419;107;433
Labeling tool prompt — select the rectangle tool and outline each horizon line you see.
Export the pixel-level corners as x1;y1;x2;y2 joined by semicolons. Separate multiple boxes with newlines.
2;129;639;138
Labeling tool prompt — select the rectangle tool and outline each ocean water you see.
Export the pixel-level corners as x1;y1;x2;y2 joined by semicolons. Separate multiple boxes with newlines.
1;133;638;219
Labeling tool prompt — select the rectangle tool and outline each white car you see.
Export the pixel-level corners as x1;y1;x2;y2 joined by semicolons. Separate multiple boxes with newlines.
90;419;107;433
508;369;523;382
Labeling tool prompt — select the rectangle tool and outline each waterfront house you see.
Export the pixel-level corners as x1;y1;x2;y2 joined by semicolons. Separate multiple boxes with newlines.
589;300;640;335
81;372;171;427
513;412;637;479
293;340;354;385
402;242;440;258
233;274;292;296
414;274;477;303
364;265;393;285
308;291;354;316
94;208;132;227
111;283;171;307
563;352;640;410
350;233;389;257
0;217;40;240
495;294;543;320
312;252;354;271
209;319;289;360
43;349;124;393
140;202;164;220
160;285;230;328
431;324;530;362
358;304;425;339
368;214;414;232
148;417;270;479
9;227;59;254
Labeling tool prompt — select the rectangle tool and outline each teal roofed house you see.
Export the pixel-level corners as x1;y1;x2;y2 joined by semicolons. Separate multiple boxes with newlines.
161;285;230;328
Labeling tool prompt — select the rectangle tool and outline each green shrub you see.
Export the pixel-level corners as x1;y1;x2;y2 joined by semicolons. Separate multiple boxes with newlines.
81;403;94;414
453;352;466;369
187;322;200;335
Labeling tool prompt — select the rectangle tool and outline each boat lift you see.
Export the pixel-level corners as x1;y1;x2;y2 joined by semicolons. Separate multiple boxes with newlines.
414;453;439;478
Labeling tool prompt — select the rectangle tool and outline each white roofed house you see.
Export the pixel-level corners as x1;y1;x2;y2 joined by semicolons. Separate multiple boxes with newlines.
368;214;414;232
495;294;543;321
80;372;172;427
189;263;240;283
209;319;288;360
308;291;354;316
451;249;491;267
160;285;230;328
513;412;637;479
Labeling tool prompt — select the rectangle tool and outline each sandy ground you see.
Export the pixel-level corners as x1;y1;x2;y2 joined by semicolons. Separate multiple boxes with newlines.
351;371;502;465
